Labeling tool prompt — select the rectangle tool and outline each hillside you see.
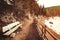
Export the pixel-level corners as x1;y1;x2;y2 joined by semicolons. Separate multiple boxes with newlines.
45;6;60;16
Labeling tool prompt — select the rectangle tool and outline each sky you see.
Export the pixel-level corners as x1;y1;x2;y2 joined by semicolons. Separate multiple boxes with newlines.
36;0;60;8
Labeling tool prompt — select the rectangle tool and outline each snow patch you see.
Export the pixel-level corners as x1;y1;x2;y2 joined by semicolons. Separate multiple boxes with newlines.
44;16;60;35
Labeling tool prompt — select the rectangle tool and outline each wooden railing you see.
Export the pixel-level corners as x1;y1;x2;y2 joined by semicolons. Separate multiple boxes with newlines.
37;22;60;40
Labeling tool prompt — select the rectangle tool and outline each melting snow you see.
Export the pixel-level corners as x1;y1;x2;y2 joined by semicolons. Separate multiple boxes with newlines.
44;16;60;35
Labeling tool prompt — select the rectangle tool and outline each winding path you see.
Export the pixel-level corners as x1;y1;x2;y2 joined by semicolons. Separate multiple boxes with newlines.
1;18;43;40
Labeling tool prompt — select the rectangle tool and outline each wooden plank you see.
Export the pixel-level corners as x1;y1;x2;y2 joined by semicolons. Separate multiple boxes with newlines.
46;26;60;40
45;31;55;40
3;24;22;36
2;21;20;32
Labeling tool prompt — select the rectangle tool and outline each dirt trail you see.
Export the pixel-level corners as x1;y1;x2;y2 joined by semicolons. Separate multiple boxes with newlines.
25;22;41;40
11;18;34;40
0;18;43;40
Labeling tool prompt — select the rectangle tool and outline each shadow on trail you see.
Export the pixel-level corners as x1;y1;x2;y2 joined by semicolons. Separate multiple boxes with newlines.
25;22;43;40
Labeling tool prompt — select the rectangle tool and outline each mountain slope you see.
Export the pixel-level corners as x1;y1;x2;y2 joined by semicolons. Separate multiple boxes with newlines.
45;6;60;16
